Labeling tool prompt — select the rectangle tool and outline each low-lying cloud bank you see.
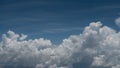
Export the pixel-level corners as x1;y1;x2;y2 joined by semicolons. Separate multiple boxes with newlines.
0;22;120;68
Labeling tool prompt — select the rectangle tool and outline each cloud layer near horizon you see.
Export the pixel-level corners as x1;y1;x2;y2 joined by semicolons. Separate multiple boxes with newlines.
0;22;120;68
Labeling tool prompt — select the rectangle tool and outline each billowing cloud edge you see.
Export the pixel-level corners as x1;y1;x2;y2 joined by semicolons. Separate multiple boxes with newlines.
0;22;120;68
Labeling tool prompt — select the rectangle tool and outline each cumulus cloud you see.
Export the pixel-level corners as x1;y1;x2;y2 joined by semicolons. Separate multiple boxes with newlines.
115;17;120;26
0;22;120;68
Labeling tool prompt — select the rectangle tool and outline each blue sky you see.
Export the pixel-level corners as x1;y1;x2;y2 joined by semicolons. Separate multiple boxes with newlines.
0;0;120;44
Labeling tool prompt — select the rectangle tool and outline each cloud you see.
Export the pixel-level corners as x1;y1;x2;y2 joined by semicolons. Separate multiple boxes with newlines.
1;1;59;9
112;65;120;68
92;55;105;66
115;17;120;26
0;22;120;68
43;27;83;33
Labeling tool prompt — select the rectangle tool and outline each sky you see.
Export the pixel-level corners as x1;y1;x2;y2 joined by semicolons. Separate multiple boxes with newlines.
1;0;120;68
0;0;120;44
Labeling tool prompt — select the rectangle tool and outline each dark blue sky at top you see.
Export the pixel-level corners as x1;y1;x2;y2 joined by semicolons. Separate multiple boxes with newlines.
0;0;120;44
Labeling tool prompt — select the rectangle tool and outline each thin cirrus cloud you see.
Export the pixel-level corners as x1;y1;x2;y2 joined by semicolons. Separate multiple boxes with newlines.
0;0;60;9
0;21;120;68
43;27;83;34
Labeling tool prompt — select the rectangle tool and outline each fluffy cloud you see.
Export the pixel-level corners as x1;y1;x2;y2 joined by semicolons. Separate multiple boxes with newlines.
115;17;120;26
0;22;120;68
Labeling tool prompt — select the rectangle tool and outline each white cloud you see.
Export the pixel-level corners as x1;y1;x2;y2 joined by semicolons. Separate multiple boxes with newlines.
0;22;120;68
19;34;27;40
92;55;105;66
115;17;120;26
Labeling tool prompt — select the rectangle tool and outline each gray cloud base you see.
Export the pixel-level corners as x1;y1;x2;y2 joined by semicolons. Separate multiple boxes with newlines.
0;22;120;68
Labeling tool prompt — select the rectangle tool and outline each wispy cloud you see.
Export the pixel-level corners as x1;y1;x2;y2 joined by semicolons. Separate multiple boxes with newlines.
43;27;83;33
91;5;120;11
0;0;61;9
